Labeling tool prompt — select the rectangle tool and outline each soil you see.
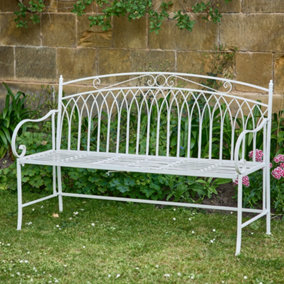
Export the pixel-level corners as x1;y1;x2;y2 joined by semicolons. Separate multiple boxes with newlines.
203;182;237;209
0;153;14;169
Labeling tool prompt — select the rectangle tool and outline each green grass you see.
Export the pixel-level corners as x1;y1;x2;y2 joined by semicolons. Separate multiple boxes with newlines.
0;191;283;284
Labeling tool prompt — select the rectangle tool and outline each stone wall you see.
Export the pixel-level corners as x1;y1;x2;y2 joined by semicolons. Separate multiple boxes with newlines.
0;0;283;111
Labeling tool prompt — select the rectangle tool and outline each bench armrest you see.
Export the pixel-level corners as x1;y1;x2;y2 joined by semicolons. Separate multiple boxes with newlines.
12;110;58;158
234;118;268;174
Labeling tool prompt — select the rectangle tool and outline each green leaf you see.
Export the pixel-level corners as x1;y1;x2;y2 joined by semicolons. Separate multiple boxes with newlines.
0;129;8;146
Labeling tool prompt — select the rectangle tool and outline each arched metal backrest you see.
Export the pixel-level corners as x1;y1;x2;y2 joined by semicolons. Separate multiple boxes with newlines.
56;72;272;161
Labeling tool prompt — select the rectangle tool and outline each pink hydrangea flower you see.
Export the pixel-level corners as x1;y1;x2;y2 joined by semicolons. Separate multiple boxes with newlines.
234;176;250;187
242;176;250;187
274;154;284;163
249;149;263;162
271;166;284;180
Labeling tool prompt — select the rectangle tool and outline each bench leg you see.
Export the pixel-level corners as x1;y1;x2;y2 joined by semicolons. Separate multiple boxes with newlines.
235;175;243;256
57;166;63;212
17;160;23;230
265;166;271;235
52;166;57;195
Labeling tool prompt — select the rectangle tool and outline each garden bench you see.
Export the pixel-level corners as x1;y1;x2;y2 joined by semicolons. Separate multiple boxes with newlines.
12;72;273;255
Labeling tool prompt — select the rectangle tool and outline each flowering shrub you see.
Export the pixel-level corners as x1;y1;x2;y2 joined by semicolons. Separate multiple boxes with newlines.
271;166;284;180
233;176;250;187
248;149;264;162
273;154;284;163
234;150;284;213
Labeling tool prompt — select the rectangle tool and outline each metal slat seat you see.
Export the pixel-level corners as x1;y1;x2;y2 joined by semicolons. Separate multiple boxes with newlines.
20;150;264;179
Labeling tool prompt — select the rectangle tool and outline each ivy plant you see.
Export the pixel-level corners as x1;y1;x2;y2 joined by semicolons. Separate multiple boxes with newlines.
14;0;45;28
14;0;231;33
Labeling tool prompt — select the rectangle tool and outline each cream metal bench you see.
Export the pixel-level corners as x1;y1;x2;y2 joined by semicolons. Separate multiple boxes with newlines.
12;72;273;255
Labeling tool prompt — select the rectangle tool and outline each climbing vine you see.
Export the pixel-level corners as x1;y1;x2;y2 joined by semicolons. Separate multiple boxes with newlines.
14;0;231;33
14;0;45;28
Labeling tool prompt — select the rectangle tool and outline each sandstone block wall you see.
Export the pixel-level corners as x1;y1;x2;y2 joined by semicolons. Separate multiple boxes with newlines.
0;0;283;111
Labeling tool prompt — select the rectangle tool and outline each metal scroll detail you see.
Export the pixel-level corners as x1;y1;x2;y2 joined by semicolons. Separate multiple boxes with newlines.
92;77;101;89
145;74;175;87
222;80;233;93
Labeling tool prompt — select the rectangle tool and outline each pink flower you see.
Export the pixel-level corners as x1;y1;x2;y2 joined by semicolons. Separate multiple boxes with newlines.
280;163;284;169
234;176;250;187
274;154;284;163
249;149;263;162
271;166;284;180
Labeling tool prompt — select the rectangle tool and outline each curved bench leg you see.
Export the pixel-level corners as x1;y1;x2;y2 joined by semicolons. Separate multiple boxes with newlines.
17;160;23;230
57;166;63;212
235;175;243;256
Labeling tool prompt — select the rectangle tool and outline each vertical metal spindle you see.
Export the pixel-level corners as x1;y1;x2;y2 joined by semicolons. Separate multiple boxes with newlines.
56;75;63;151
219;118;224;160
135;107;140;155
77;111;82;151
146;99;151;156
176;94;181;158
126;101;130;154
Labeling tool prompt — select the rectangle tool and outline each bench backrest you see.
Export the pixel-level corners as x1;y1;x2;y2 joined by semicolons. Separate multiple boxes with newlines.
57;72;273;161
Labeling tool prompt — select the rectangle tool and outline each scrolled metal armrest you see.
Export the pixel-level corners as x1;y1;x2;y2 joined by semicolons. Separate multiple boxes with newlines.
234;118;268;175
12;110;58;158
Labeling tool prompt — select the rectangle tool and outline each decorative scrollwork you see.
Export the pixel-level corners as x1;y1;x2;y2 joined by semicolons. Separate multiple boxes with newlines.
90;73;235;91
165;75;175;87
11;110;57;159
223;80;233;93
146;74;156;87
92;77;101;89
146;74;176;87
18;145;27;158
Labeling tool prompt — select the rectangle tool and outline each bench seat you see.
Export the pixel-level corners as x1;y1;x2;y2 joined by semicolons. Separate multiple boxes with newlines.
20;150;264;179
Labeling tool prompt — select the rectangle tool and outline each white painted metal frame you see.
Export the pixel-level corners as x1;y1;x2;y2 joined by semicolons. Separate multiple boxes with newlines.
11;72;273;256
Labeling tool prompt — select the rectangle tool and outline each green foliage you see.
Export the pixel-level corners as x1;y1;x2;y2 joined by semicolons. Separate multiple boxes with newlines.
14;0;45;28
173;11;195;31
148;1;172;33
86;0;173;33
0;83;32;159
26;85;57;118
271;110;284;158
14;0;231;33
192;1;222;23
72;0;94;16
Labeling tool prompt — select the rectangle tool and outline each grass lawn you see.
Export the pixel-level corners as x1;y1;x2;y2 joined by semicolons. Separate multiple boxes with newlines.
0;191;283;284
